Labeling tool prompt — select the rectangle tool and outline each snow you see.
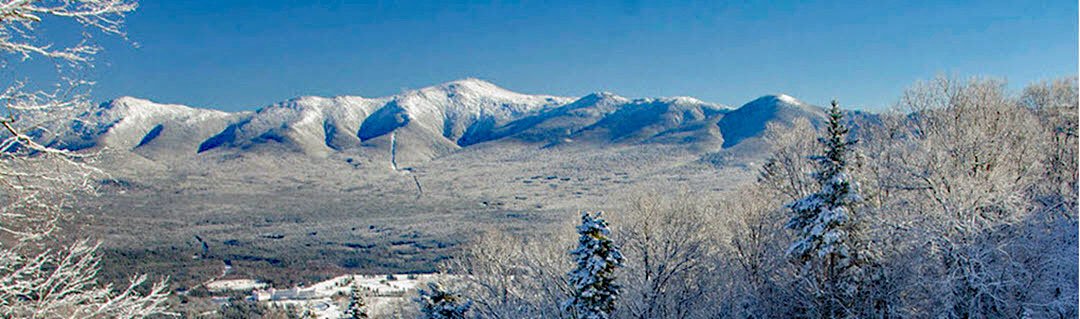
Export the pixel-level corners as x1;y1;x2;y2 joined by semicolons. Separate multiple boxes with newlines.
775;93;801;105
566;212;623;319
205;279;267;292
58;97;241;153
655;96;730;109
245;273;441;318
393;78;573;143
717;93;825;147
214;95;387;156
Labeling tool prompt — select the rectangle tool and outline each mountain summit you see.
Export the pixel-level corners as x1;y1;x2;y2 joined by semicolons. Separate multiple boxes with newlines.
717;94;825;147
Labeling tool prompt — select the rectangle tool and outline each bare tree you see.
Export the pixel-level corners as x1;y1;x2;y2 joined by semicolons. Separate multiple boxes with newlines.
0;0;169;317
1021;77;1079;211
858;76;1077;318
611;193;715;319
757;118;819;202
444;227;573;319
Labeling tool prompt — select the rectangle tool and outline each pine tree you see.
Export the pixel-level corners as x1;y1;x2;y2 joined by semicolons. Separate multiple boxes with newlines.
785;100;863;318
342;280;368;319
565;211;624;319
416;282;472;319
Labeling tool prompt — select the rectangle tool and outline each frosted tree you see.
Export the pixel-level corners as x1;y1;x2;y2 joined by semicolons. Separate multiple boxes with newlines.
615;194;713;319
444;227;573;319
416;282;472;319
343;280;369;319
0;0;170;317
865;77;1078;317
564;211;624;319
785;100;863;318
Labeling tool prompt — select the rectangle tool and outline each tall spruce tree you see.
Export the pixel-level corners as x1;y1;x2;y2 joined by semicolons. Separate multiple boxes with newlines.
785;100;863;318
416;282;472;319
342;280;368;319
565;211;624;319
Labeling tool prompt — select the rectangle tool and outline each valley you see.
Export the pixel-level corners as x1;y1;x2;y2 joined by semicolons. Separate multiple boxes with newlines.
48;79;836;292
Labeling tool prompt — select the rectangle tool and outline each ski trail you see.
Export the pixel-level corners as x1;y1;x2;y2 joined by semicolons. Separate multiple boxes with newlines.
390;131;398;171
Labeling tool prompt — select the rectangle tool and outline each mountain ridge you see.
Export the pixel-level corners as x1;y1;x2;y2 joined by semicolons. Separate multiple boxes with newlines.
43;79;839;168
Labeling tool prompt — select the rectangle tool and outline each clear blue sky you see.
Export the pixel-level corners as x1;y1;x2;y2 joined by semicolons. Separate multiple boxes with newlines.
82;0;1076;112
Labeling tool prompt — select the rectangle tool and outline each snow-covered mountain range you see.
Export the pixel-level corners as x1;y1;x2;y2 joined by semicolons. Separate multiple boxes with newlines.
45;78;831;167
55;79;860;286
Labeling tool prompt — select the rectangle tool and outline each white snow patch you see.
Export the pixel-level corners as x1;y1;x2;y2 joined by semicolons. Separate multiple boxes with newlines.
205;279;268;292
776;94;800;105
654;96;731;109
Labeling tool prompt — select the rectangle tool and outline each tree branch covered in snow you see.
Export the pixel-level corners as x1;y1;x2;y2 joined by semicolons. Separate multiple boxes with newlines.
0;240;169;318
0;0;135;62
443;227;572;319
612;194;715;319
0;0;170;318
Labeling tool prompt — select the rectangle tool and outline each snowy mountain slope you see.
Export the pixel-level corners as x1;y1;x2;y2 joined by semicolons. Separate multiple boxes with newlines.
190;79;572;165
42;79;844;169
195;95;389;157
53;97;244;159
392;78;572;145
717;94;825;147
471;93;730;149
573;96;729;145
474;92;633;145
350;79;572;165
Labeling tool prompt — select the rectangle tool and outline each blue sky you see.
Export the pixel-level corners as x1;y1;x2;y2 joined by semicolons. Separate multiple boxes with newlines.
75;0;1077;112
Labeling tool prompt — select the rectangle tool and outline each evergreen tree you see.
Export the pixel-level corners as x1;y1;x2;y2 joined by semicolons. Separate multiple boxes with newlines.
785;100;864;318
564;211;624;319
416;282;472;319
342;280;368;319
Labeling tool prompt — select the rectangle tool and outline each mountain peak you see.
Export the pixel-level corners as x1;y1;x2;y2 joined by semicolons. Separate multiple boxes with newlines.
101;96;215;116
103;96;165;111
650;96;730;109
428;78;507;96
734;94;819;115
582;91;628;102
749;94;804;106
403;78;570;106
441;77;498;89
110;96;154;105
718;93;824;148
774;94;801;105
663;96;705;104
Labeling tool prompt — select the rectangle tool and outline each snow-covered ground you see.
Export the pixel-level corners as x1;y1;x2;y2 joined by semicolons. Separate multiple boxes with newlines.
205;279;268;292
243;273;440;318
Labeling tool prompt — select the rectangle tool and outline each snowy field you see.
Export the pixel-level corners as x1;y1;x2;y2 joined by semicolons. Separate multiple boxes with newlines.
207;273;440;318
